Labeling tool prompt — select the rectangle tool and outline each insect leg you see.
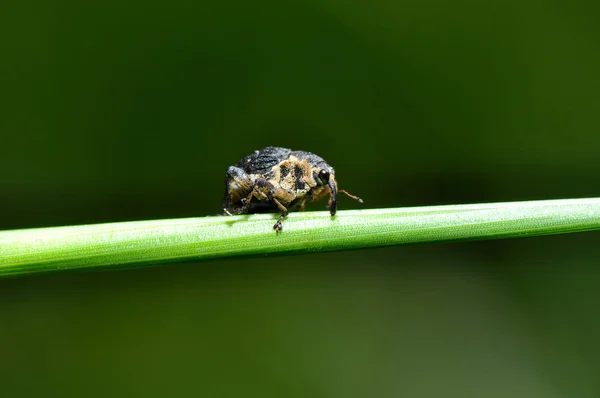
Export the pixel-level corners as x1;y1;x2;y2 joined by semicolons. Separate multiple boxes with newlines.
268;194;289;232
239;184;260;214
233;177;275;214
223;166;253;215
297;199;307;212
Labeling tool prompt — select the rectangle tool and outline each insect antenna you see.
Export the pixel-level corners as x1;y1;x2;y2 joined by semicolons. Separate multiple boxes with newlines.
339;189;364;203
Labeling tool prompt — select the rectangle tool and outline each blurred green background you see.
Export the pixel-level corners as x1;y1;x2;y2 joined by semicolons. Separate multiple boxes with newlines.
2;0;600;396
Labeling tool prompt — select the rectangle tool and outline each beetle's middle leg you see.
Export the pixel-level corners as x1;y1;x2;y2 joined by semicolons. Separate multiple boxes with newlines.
270;197;289;232
268;188;295;232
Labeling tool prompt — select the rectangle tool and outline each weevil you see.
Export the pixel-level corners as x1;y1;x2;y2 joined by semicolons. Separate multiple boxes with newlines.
223;146;363;232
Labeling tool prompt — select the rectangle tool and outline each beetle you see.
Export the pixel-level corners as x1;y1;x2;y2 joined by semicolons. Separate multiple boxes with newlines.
223;146;363;232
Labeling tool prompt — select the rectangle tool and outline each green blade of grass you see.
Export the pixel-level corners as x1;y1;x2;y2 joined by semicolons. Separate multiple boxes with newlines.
2;198;600;278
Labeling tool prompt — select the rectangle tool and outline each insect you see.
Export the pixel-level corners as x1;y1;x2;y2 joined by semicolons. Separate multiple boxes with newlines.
223;146;363;232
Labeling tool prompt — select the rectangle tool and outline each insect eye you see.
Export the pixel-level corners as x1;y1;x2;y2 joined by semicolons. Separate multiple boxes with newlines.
318;170;330;182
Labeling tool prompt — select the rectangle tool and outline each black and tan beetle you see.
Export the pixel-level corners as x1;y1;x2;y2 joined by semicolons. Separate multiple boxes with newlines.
223;146;363;231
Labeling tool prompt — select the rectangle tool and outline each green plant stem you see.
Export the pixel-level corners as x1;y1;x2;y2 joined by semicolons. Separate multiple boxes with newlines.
2;198;600;277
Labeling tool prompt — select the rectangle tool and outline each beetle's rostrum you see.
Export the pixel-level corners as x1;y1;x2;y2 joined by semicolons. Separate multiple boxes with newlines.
223;146;363;232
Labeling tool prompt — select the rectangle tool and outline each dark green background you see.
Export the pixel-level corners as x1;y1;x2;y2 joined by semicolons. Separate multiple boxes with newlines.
2;0;600;396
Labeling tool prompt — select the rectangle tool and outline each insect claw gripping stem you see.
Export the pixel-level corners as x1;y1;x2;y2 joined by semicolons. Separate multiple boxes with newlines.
270;198;288;232
273;214;285;232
